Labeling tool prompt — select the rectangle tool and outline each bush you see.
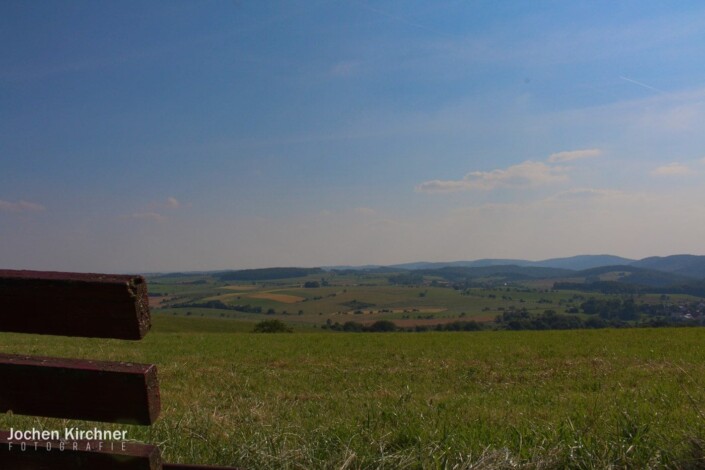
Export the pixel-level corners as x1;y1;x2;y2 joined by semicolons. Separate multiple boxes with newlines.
253;319;293;333
368;320;397;332
342;321;364;332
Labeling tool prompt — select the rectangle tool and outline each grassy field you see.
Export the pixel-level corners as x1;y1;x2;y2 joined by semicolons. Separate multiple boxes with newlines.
2;315;705;468
150;271;609;328
148;270;704;332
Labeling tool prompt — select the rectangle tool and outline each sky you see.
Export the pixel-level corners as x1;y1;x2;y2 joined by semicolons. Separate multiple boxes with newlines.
2;1;705;273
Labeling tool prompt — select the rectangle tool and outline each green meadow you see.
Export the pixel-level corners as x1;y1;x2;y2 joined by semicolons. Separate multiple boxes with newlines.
2;315;704;468
150;271;619;328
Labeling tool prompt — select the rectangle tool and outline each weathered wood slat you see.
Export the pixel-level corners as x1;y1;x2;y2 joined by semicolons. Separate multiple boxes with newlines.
0;269;151;340
0;269;239;468
0;430;162;470
0;431;241;470
0;354;160;425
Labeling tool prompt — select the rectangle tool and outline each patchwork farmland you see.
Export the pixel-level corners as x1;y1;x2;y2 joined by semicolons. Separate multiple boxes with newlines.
150;265;705;330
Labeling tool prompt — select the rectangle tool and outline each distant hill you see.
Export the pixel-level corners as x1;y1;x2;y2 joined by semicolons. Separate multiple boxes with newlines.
570;265;693;288
152;254;705;282
383;263;694;289
631;255;705;279
532;255;636;270
387;255;705;280
218;267;323;281
322;264;383;271
389;255;635;272
417;265;574;282
390;259;530;270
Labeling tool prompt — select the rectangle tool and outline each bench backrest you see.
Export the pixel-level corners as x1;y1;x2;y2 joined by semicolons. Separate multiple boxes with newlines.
0;269;237;469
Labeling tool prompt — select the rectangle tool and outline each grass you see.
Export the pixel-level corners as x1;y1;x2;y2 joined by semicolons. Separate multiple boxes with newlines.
149;271;704;331
2;317;705;468
161;279;600;328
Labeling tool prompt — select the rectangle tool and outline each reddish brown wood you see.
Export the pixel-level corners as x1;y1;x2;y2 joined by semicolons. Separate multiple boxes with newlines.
0;269;151;340
0;430;162;469
0;270;240;468
0;353;160;425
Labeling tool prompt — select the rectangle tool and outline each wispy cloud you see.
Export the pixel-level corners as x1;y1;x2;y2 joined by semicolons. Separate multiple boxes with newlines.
0;199;45;213
166;197;181;209
128;197;185;222
417;161;568;193
547;148;602;163
351;1;447;37
650;163;693;176
417;149;602;193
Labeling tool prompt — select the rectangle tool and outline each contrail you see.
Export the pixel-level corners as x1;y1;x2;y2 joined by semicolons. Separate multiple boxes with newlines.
619;76;663;94
351;0;446;36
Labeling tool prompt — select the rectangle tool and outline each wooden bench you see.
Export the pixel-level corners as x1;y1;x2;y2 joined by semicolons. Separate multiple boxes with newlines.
0;269;238;469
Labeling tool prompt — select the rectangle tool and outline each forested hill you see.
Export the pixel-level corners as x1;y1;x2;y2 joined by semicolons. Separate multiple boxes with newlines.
218;267;323;281
385;255;705;279
155;255;705;285
631;255;705;279
389;255;635;271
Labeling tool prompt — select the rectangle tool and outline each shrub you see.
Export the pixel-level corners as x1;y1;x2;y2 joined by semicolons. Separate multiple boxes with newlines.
253;319;293;333
368;320;397;332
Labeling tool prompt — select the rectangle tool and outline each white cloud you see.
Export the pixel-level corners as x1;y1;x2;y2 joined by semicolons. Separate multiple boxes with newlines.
0;200;45;213
417;147;603;194
650;163;693;176
547;148;602;163
128;197;183;223
416;179;474;193
417;160;568;193
166;197;181;209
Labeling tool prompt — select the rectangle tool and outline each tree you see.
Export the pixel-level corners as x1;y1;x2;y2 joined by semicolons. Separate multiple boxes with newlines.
368;320;397;332
253;319;292;333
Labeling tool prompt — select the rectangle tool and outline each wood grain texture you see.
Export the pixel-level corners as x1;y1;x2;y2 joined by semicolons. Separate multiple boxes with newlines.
0;269;151;339
0;353;160;425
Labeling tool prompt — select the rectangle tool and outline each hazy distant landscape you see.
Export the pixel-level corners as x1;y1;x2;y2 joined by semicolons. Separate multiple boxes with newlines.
148;254;705;333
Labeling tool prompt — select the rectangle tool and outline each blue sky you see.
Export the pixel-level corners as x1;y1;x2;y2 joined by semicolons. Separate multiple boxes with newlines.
2;1;705;272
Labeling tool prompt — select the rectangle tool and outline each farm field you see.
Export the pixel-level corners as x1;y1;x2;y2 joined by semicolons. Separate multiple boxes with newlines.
148;269;704;331
1;316;704;468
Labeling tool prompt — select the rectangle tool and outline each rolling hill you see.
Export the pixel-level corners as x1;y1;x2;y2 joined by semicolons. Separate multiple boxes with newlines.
388;255;705;280
389;255;635;272
631;255;705;279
